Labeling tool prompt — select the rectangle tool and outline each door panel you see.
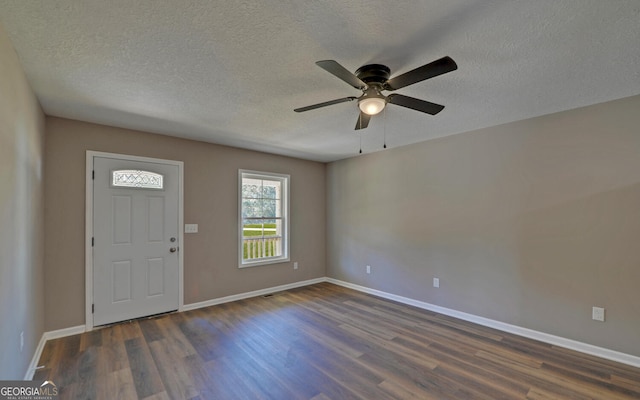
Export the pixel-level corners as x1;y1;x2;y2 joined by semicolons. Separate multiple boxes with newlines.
147;258;165;296
93;156;179;326
148;197;165;242
112;196;132;244
112;261;132;302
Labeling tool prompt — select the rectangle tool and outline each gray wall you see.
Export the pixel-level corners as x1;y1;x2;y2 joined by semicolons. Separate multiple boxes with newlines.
0;25;45;378
327;95;640;357
44;117;326;331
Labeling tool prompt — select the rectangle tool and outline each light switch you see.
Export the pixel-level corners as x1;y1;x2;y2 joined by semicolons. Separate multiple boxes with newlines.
185;224;198;233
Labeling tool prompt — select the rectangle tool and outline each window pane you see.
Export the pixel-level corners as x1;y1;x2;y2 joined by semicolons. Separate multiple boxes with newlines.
243;220;264;237
273;219;282;237
262;181;279;199
242;236;283;260
275;199;282;218
263;220;279;238
242;199;263;218
242;178;262;198
262;199;276;219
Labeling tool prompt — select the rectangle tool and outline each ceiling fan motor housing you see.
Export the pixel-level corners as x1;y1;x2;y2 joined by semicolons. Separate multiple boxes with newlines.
355;64;391;85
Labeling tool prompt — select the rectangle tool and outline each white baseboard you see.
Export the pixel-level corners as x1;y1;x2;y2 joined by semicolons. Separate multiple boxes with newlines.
43;325;86;341
326;278;640;368
24;334;47;380
182;277;326;311
24;325;86;380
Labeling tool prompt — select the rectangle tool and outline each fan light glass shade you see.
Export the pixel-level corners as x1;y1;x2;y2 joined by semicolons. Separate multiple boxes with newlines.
359;97;386;115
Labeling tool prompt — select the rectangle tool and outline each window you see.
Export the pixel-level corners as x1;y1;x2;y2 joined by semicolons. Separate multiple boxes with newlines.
239;170;289;267
112;169;164;189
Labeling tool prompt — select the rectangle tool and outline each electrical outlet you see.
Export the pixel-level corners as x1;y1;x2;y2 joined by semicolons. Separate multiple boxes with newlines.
20;331;24;353
592;307;605;322
293;262;298;270
366;265;371;274
433;277;440;288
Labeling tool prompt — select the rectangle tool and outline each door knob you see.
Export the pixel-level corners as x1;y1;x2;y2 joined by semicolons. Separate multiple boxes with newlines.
170;247;177;253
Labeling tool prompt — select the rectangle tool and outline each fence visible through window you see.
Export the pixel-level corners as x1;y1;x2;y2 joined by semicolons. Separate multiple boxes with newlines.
243;236;283;259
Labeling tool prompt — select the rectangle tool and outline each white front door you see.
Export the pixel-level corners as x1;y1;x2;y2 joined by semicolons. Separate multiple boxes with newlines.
92;156;180;326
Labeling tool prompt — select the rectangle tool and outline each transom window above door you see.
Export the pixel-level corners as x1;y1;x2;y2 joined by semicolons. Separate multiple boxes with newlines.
111;169;164;189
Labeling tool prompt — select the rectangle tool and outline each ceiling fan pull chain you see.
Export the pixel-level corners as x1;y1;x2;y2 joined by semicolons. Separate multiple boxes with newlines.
383;107;387;149
358;113;363;154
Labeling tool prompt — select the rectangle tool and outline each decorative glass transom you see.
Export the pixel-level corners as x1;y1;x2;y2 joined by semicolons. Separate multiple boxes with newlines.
112;170;164;189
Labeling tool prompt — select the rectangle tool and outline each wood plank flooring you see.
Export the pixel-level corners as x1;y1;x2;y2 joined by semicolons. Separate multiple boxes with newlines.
35;283;640;399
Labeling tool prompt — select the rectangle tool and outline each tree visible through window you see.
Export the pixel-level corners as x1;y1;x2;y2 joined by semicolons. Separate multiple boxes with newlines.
239;170;289;267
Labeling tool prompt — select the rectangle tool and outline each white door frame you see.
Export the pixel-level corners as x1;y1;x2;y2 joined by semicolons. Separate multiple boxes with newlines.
85;151;184;331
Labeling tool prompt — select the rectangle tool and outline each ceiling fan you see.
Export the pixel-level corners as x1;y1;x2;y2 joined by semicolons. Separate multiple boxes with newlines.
294;56;457;130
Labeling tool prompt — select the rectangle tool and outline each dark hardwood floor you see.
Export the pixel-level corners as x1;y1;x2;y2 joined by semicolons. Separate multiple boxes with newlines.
35;283;640;399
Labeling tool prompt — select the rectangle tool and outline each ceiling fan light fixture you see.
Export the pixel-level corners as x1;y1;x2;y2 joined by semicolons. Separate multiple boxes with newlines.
358;96;386;115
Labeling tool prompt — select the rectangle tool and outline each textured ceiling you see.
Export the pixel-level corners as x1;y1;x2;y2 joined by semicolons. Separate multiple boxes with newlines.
1;1;639;162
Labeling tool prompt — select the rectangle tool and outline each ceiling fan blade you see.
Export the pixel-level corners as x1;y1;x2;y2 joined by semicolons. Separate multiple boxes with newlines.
384;56;457;91
387;94;445;115
355;111;371;130
294;97;357;113
316;60;367;90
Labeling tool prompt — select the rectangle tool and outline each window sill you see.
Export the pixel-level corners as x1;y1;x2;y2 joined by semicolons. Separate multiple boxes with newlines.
239;256;290;268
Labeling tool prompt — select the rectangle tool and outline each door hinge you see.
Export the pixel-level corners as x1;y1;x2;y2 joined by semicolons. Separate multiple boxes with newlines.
92;304;95;313
92;237;94;247
92;170;95;180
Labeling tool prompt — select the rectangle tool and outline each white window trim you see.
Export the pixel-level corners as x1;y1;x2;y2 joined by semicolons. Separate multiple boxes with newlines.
238;169;290;268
